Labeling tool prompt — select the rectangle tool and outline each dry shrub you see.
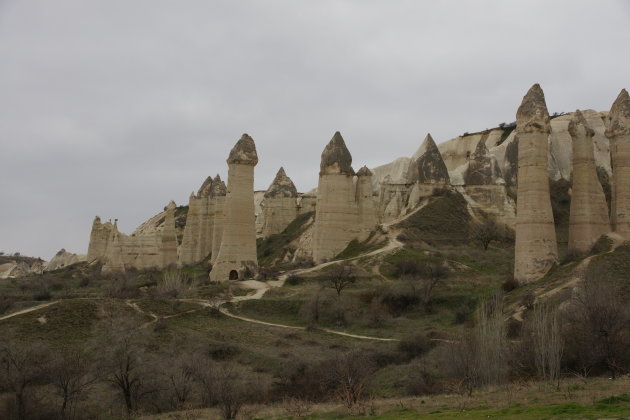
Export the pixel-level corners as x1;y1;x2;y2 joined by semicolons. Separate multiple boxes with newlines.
157;270;190;297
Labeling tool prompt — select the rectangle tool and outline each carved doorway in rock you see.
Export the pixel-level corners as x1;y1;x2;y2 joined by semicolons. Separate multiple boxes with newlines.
229;270;238;280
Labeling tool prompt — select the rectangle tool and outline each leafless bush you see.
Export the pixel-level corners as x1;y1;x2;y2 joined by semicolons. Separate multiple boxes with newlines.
106;274;139;299
530;303;563;386
470;217;503;250
562;272;630;378
325;350;375;408
403;259;448;312
157;270;190;297
445;293;508;395
0;294;15;315
0;339;51;420
48;347;98;420
214;363;254;420
282;397;313;418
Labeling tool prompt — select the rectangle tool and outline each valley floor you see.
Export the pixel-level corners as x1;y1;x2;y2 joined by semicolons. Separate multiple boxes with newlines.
143;376;630;420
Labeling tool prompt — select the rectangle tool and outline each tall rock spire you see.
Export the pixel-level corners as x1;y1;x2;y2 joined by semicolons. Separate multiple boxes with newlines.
514;84;558;283
211;134;259;281
313;131;360;262
606;89;630;238
568;110;611;252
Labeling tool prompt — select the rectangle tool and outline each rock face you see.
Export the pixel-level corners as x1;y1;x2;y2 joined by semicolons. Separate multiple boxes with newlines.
210;175;227;264
568;110;611;253
160;201;178;267
45;249;86;271
87;201;184;273
356;166;377;240
606;89;630;239
179;175;224;266
514;84;558;283
407;134;450;184
464;138;504;185
261;167;299;237
211;134;259;281
312;132;376;262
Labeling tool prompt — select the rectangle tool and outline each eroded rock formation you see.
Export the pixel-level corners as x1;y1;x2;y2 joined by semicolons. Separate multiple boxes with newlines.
606;89;630;239
464;139;503;185
568;110;611;253
407;134;450;184
261;167;299;237
211;134;259;281
161;201;178;267
312;132;376;262
514;84;558;283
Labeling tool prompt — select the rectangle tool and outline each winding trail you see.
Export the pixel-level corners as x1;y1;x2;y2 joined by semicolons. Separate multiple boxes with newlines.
0;301;59;321
1;214;409;341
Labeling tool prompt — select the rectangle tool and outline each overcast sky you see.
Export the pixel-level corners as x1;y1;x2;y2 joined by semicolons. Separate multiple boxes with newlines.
1;0;629;259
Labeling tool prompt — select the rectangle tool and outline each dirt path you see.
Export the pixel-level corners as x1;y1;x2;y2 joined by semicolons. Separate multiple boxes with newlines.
0;301;59;321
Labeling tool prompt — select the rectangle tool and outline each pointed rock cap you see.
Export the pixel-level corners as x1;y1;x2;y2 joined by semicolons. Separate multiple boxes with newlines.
412;133;438;160
407;133;450;184
93;216;101;225
356;166;373;177
568;110;595;138
472;137;490;159
265;167;298;198
464;138;503;185
605;89;630;138
516;84;551;134
211;174;227;196
227;133;258;165
320;131;354;175
197;176;214;197
165;200;177;211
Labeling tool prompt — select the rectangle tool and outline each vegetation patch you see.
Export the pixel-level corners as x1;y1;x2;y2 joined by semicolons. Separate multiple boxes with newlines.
395;190;472;246
257;211;314;268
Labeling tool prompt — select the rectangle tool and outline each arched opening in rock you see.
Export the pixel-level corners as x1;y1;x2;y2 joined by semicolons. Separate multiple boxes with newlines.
229;270;238;280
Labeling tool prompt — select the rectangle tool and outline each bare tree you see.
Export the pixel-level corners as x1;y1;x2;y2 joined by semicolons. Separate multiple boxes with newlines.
214;363;250;420
92;304;151;415
475;292;508;386
0;340;50;420
161;352;196;409
404;259;448;312
530;303;563;387
326;265;355;297
325;350;375;408
563;272;630;378
471;218;503;250
48;348;98;420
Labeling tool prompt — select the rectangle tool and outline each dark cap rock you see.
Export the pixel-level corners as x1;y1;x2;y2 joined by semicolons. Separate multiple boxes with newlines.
227;133;258;165
265;167;298;198
320;131;354;175
516;84;551;134
568;110;595;138
407;134;450;184
605;89;630;138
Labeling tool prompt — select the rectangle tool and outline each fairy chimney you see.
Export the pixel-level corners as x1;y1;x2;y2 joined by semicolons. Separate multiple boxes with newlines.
261;167;298;237
514;84;558;283
568;110;611;253
211;135;259;281
605;89;630;239
312;132;359;263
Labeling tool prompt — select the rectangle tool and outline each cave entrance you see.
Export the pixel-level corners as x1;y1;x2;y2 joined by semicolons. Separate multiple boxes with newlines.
229;270;239;280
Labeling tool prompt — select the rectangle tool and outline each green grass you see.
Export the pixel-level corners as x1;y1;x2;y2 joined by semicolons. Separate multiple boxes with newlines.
257;211;314;268
334;232;388;260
